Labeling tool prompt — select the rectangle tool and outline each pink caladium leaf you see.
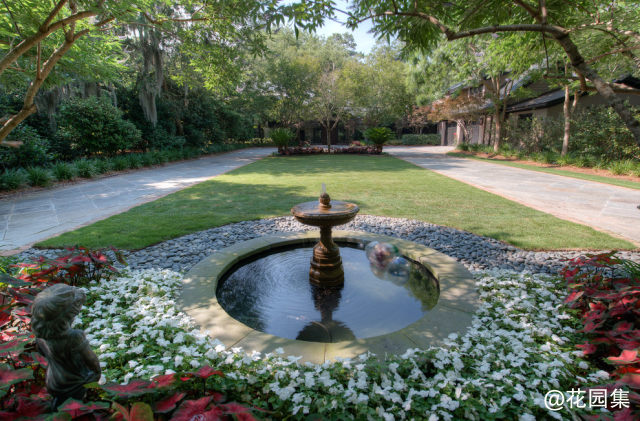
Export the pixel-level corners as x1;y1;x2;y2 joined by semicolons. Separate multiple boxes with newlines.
58;399;109;418
150;373;176;388
194;365;224;379
0;365;33;388
606;349;640;365
619;373;640;390
101;379;152;397
153;392;186;413
577;342;598;355
171;396;214;421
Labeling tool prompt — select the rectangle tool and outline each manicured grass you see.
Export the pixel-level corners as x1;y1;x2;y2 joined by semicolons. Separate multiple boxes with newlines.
38;155;636;250
447;152;640;190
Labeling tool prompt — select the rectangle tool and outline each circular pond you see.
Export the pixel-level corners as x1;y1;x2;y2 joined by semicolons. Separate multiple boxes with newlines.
216;242;439;343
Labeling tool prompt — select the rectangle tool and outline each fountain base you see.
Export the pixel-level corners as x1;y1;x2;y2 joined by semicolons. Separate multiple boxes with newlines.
310;242;344;287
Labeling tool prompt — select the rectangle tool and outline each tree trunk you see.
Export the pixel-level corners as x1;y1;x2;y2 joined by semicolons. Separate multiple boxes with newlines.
493;110;502;152
456;120;464;145
0;29;82;144
561;85;571;156
479;115;486;145
553;32;640;146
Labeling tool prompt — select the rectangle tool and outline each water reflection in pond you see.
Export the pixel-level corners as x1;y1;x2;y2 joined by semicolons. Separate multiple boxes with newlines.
216;244;439;342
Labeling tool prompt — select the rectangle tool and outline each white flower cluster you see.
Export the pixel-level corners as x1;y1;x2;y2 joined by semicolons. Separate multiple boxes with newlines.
77;268;607;419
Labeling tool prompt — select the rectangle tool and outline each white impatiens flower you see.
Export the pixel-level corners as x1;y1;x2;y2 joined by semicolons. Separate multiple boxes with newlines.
75;268;609;420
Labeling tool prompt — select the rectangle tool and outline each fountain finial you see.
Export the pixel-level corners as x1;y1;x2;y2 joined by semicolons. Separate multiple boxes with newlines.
319;183;331;209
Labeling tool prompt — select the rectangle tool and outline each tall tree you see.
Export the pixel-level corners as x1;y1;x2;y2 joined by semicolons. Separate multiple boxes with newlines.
347;0;640;146
0;0;332;145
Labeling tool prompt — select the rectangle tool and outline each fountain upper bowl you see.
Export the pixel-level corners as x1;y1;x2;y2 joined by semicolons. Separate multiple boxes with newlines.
291;200;359;227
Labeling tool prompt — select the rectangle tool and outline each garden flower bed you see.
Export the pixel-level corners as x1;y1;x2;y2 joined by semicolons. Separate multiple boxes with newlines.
278;145;381;155
74;268;614;419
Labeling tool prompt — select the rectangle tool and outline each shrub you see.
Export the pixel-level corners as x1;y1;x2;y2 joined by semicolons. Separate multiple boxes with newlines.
92;158;112;174
57;97;142;156
0;168;26;190
400;134;440;145
364;127;394;152
562;252;639;399
52;162;76;181
633;163;640;177
270;128;295;153
111;155;129;171
74;159;96;178
126;153;143;169
0;125;52;169
146;127;186;150
25;167;52;187
608;159;636;175
149;150;169;165
457;142;470;151
140;152;155;167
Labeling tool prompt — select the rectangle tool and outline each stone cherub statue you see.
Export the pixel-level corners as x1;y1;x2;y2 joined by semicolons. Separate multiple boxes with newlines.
31;283;101;408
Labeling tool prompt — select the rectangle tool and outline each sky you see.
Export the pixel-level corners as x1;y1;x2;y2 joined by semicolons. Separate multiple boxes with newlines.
283;0;380;55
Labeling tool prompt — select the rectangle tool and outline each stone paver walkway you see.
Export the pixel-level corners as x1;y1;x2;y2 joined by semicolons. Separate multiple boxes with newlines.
387;146;640;246
0;148;274;252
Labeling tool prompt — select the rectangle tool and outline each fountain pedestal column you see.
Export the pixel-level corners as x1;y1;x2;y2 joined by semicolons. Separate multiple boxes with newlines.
291;189;359;288
310;225;344;286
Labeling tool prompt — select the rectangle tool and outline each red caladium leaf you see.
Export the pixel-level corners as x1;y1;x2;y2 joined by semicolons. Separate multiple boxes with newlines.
13;396;49;418
101;380;152;397
564;290;584;305
194;366;224;379
30;352;48;367
606;349;640;365
612;408;636;421
0;365;33;388
171;396;213;421
610;321;634;336
179;374;193;382
619;373;640;390
577;342;598;355
151;373;175;388
0;340;25;357
153;392;186;413
58;399;109;417
612;338;640;350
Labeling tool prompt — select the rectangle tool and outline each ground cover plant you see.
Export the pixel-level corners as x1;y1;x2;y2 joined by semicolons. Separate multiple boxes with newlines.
38;155;636;250
562;252;640;409
1;260;625;419
448;151;640;191
0;249;259;420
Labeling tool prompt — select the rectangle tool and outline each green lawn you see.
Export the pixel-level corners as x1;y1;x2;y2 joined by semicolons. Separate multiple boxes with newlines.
447;152;640;190
38;155;636;251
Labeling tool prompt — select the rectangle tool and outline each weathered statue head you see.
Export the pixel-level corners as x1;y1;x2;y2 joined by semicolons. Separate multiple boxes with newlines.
32;283;86;339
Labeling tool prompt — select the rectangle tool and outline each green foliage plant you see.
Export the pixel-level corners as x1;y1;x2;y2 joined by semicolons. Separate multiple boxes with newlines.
93;158;113;174
364;127;394;152
0;125;52;169
400;134;440;145
111;156;129;171
457;142;470;151
608;160;636;175
25;167;52;187
270;128;296;153
74;159;96;178
126;153;143;169
52;162;76;181
57;97;142;156
0;169;26;190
